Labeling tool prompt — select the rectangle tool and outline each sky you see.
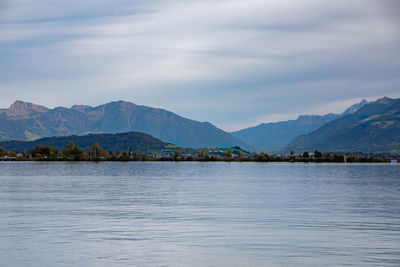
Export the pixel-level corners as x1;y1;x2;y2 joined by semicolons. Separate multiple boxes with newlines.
0;0;399;131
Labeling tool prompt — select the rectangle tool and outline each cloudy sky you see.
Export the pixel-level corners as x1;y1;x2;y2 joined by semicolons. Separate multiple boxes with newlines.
0;0;399;131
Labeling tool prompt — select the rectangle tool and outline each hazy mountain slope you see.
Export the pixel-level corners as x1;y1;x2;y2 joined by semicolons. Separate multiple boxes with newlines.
231;114;339;152
0;131;167;155
0;100;249;149
81;101;246;148
342;99;368;115
285;97;400;153
231;99;368;152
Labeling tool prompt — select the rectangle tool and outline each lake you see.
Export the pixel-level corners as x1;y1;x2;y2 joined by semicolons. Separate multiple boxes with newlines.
0;162;399;266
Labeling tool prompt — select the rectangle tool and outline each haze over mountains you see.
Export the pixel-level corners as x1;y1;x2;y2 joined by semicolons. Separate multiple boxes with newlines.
231;100;368;152
0;100;248;149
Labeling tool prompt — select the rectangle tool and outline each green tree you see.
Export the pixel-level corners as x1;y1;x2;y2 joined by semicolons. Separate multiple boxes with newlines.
314;150;323;158
88;143;109;160
120;150;130;161
332;153;345;162
64;141;84;160
254;152;269;161
0;147;9;157
29;145;59;160
174;150;182;160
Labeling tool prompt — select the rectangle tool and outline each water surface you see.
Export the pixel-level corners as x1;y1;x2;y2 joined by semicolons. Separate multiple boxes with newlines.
0;162;399;266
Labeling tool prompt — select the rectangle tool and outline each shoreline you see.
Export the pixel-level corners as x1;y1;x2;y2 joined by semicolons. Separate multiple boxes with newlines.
0;157;392;163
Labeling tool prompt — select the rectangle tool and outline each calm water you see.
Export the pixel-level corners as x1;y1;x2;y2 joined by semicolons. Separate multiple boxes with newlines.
0;162;399;266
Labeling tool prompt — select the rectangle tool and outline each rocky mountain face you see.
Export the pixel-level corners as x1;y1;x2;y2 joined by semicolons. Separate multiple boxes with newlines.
342;99;369;115
0;100;249;149
231;100;368;152
285;97;400;153
0;100;49;117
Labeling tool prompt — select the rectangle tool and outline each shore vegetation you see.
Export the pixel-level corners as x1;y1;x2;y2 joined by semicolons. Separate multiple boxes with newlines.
0;143;395;163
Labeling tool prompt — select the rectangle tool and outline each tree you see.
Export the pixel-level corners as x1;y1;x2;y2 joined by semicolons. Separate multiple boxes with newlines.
0;147;9;157
29;145;59;160
92;143;102;160
64;141;84;160
120;150;130;161
174;151;182;160
22;149;29;158
314;150;323;158
225;150;232;158
303;151;309;158
86;143;110;161
332;153;345;162
197;151;210;160
254;152;269;161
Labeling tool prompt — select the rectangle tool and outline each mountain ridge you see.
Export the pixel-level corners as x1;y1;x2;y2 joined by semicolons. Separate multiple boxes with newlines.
285;97;400;153
230;99;368;152
0;100;49;117
0;100;250;149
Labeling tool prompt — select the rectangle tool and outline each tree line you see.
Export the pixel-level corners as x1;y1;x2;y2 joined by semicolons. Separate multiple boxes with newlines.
0;143;390;163
0;142;139;161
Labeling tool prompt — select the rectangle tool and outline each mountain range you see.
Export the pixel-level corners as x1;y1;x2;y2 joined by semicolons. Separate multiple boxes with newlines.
230;100;368;152
0;100;248;149
285;97;400;153
0;97;399;154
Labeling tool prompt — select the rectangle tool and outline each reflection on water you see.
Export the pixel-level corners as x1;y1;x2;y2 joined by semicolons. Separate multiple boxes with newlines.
0;162;399;266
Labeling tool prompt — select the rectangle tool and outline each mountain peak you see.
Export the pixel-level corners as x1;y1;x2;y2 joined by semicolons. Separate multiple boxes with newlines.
342;99;369;115
376;96;393;104
71;104;92;112
7;100;49;116
110;100;138;107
